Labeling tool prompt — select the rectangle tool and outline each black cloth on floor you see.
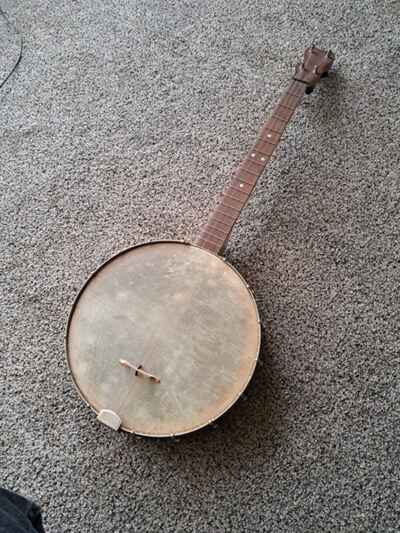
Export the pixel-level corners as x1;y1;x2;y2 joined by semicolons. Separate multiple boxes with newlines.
0;489;45;533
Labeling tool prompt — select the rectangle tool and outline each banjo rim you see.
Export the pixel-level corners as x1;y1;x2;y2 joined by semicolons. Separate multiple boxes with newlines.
65;240;261;437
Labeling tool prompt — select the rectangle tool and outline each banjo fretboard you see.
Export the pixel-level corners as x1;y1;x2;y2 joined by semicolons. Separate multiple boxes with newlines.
196;79;307;254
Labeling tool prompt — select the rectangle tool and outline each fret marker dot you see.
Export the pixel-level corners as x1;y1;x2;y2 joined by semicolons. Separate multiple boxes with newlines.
251;153;255;157
239;183;244;188
267;134;272;138
261;157;265;161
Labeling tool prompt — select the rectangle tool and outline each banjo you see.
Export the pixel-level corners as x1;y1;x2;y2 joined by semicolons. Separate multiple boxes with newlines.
67;46;334;437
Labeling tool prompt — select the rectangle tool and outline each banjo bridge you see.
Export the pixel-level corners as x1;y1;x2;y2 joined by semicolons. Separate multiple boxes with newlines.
119;359;161;384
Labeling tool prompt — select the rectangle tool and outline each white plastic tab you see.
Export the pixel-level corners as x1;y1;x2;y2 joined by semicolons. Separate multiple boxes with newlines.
97;409;121;431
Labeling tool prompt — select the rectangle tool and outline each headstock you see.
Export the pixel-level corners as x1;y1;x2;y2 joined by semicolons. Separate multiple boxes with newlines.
294;46;335;91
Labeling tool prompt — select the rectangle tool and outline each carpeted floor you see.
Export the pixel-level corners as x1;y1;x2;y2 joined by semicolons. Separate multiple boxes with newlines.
1;1;399;531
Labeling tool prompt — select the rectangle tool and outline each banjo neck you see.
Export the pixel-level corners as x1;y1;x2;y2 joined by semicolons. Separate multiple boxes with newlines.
196;46;334;255
196;79;306;254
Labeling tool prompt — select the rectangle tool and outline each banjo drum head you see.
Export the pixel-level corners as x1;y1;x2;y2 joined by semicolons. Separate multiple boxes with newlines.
66;241;261;437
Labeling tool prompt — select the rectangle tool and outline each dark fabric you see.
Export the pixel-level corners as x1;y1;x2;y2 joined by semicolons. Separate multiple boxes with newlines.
0;489;45;533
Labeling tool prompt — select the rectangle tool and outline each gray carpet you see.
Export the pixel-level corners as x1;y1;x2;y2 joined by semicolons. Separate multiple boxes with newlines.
1;1;399;531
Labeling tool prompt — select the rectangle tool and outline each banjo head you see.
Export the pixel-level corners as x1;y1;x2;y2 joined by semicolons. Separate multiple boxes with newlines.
66;241;261;437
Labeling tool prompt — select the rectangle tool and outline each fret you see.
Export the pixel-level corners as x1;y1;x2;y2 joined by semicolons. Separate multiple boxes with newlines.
234;169;257;185
281;93;298;109
216;204;240;218
273;118;287;131
275;105;293;121
259;135;277;146
222;191;244;202
197;236;213;247
253;140;275;156
196;238;206;249
221;195;243;210
239;164;259;176
247;149;271;162
272;113;288;123
208;219;232;234
231;178;253;194
246;151;267;165
268;117;286;133
222;185;248;204
263;122;284;134
291;80;306;96
287;82;300;96
286;91;301;98
215;206;236;220
226;184;249;198
198;237;219;252
221;197;243;211
212;213;234;228
259;129;281;144
242;160;265;175
278;101;296;112
288;79;300;91
286;88;304;102
202;229;224;244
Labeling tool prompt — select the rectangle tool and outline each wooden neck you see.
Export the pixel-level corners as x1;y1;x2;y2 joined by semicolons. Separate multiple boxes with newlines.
196;78;306;255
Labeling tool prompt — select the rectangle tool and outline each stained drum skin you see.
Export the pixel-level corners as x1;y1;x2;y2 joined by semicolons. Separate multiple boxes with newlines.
67;241;261;437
